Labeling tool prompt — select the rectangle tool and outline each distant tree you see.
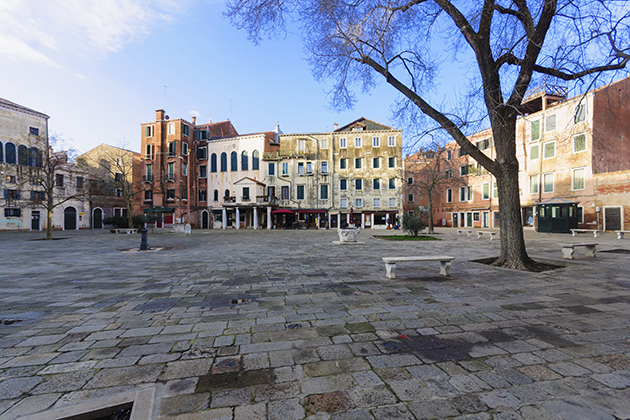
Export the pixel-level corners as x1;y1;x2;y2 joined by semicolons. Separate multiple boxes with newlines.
402;208;427;236
227;0;630;270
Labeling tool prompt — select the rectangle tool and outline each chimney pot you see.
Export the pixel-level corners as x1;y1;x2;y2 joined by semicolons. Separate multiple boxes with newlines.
334;123;338;130
192;116;196;125
156;109;165;120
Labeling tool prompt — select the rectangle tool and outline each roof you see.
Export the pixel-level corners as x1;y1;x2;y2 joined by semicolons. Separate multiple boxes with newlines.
197;120;239;139
0;97;49;119
334;117;394;132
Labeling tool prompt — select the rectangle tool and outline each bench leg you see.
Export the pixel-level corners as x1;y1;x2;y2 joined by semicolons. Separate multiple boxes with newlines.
477;232;483;239
385;262;396;279
584;245;597;258
467;232;472;237
618;232;624;240
489;234;494;241
594;231;600;238
562;247;575;260
572;231;577;236
439;261;451;276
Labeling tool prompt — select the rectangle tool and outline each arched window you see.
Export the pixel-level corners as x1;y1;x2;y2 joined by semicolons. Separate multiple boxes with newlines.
224;189;230;198
5;142;15;164
241;151;249;171
220;152;227;172
28;147;39;166
252;150;260;170
213;189;219;201
18;145;28;165
231;151;238;171
35;148;43;167
0;142;3;163
210;153;217;172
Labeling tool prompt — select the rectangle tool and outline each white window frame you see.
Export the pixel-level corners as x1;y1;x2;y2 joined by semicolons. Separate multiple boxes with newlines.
182;162;188;176
340;198;348;208
168;122;175;135
373;197;381;208
373;178;380;190
282;162;289;175
530;120;540;142
543;172;554;193
355;158;362;169
321;138;328;149
182;142;188;156
529;144;540;160
529;174;539;194
339;138;347;148
388;178;396;190
355;179;363;191
321;161;329;174
388;197;396;208
575;102;587;123
340;179;347;191
372;136;380;147
388;136;395;147
572;167;585;191
543;141;555;159
320;184;329;200
545;114;556;132
482;182;490;200
340;158;347;169
306;161;313;174
298;162;305;175
446;188;453;203
492;182;498;199
354;137;362;148
296;185;305;200
354;198;364;208
297;139;306;152
145;125;154;137
446;150;452;161
573;133;587;153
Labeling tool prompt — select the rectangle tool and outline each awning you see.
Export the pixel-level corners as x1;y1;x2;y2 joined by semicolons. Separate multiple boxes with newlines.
271;209;295;214
297;210;327;213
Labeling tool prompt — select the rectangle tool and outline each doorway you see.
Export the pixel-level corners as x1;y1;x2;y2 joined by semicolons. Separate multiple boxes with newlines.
31;211;40;231
201;210;209;229
93;208;103;229
604;206;622;231
64;207;77;230
452;213;458;227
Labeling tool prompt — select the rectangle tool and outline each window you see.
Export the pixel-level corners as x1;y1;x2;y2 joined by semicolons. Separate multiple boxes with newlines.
492;182;498;198
145;125;154;137
459;186;472;201
231;151;238;171
4;189;20;200
388;136;395;147
446;150;452;161
543;141;555;159
389;198;396;208
577;206;584;223
321;138;328;149
543;172;554;193
56;174;64;187
340;198;348;208
4;208;20;217
18;145;28;166
166;189;175;200
476;138;491;150
530;120;540;141
339;138;347;148
145;164;152;181
407;177;413;185
372;158;380;169
572;167;585;190
306;162;313;174
460;165;469;176
5;143;15;164
197;147;207;160
219;152;227;171
321;161;328;174
77;177;84;189
241;151;249;171
213;190;219;201
374;198;381;208
268;162;275;176
354;137;362;148
199;189;207;202
281;185;290;200
574;134;586;153
529;144;540;160
388;157;395;168
282;162;289;175
182;188;188;200
340;179;347;191
268;186;275;198
373;178;380;190
298;162;305;175
225;189;231;198
183;124;189;136
340;158;347;169
575;102;587;123
354;198;364;207
355;179;363;190
196;130;208;140
210;153;217;172
482;182;490;200
252;151;259;170
182;162;188;176
29;127;39;136
168;122;175;135
297;139;305;152
182;142;188;156
458;147;467;157
530;174;539;194
145;144;153;160
545;114;556;132
145;190;153;201
446;188;452;203
168;162;175;180
320;184;329;200
408;194;414;202
242;187;250;200
388;178;395;189
199;165;207;178
373;137;380;147
351;158;360;169
5;175;16;183
445;169;452;179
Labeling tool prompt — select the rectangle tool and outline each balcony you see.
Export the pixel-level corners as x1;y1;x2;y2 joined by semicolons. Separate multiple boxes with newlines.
223;196;236;204
256;195;278;205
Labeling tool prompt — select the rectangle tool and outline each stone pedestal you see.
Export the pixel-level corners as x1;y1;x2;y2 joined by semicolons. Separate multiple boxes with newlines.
334;227;364;245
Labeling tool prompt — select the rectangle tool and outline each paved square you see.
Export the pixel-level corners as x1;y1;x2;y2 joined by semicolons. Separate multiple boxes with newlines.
1;228;630;419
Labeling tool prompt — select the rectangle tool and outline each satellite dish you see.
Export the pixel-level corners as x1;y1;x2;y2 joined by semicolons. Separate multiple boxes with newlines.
165;115;170;120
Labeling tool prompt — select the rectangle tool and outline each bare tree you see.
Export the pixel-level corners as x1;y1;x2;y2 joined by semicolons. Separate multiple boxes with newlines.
227;0;630;269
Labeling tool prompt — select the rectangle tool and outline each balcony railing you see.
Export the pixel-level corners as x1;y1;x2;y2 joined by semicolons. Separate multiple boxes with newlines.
256;195;278;205
223;196;236;204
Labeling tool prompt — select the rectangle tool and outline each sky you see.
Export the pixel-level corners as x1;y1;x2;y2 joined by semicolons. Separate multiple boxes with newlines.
0;0;404;155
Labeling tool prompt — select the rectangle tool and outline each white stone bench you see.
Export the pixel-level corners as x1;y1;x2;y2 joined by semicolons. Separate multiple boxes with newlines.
476;231;497;240
382;256;455;278
560;243;598;260
571;229;601;238
616;230;630;239
457;229;472;237
111;228;138;234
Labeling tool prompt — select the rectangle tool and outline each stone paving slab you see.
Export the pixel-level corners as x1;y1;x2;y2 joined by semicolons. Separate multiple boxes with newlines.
0;228;629;419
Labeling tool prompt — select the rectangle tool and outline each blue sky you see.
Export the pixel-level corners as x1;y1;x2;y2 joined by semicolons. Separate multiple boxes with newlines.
0;0;404;154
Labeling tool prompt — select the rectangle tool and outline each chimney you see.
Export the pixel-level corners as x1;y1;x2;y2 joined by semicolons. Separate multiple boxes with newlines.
192;116;196;125
209;119;213;124
334;123;338;130
156;109;165;120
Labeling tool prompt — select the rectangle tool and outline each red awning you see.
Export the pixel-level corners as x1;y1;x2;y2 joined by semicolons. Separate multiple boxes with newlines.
297;210;327;213
271;209;295;214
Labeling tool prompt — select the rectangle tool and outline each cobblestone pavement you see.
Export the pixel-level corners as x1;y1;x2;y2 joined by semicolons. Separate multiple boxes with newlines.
1;228;630;419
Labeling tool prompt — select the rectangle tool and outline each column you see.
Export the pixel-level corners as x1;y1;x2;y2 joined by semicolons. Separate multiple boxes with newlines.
267;207;272;230
337;213;340;228
361;213;365;229
222;208;227;229
347;214;350;225
328;213;331;229
253;207;258;229
235;207;240;229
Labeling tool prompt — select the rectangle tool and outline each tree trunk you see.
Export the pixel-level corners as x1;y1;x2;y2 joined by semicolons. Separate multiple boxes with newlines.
46;207;53;240
427;192;435;234
126;197;133;229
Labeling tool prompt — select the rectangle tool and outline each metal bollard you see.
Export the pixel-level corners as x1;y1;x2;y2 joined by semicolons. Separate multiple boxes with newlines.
140;228;149;251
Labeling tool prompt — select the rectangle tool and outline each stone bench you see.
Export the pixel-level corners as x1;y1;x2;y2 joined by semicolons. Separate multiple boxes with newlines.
616;230;630;239
560;243;598;260
111;228;138;234
571;229;601;238
476;231;497;240
382;256;455;278
456;229;472;237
